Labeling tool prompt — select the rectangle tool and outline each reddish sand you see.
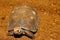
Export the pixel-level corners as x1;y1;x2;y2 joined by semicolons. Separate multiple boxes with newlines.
0;0;60;40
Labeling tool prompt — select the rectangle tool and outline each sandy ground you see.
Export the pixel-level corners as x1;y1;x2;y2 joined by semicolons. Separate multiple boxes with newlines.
0;0;60;40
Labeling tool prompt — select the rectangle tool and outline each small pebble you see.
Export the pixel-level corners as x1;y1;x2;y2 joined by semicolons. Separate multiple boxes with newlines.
1;16;5;20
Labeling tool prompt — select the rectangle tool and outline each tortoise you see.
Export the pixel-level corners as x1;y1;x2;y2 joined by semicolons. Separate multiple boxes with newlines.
8;5;38;38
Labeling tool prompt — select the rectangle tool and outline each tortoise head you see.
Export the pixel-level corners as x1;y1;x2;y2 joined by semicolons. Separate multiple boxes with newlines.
14;27;23;35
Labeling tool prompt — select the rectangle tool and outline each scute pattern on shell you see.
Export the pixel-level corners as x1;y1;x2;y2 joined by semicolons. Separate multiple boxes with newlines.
8;5;38;37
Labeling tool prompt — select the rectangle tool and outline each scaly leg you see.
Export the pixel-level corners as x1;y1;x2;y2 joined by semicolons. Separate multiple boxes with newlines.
24;30;34;38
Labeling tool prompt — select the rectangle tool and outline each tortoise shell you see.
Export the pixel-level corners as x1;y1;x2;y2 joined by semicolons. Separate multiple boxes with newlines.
8;5;38;37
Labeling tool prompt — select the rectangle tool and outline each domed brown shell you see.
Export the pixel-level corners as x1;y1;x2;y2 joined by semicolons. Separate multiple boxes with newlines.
8;5;38;37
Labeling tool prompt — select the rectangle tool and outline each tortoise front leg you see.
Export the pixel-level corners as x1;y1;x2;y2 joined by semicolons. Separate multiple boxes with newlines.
24;30;34;38
8;30;14;36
